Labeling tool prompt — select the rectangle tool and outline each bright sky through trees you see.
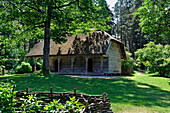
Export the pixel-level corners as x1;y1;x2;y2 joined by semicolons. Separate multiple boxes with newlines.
106;0;117;10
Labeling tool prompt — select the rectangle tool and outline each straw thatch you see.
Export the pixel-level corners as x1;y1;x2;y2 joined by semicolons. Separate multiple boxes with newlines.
26;31;126;59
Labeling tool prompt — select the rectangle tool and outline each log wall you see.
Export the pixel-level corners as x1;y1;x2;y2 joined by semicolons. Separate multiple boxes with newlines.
14;88;113;113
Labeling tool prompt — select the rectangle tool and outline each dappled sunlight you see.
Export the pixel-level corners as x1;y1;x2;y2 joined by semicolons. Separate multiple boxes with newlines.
0;72;169;112
136;84;151;89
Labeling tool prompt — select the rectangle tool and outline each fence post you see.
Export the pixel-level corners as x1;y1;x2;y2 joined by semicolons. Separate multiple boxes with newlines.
74;88;76;96
102;93;107;102
50;87;53;101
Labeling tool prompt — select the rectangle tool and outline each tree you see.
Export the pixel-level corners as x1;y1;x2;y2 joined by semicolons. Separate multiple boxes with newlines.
135;42;170;77
136;0;170;44
0;0;111;73
112;0;145;58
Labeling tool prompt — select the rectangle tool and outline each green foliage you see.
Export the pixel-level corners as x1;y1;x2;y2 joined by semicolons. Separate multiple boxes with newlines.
0;73;170;113
20;94;42;112
0;81;83;112
25;58;43;71
36;59;43;70
113;0;145;56
19;95;83;112
121;51;136;75
0;0;112;72
135;42;170;77
121;52;136;68
0;37;26;72
16;62;32;74
136;0;170;43
0;58;19;70
44;97;83;112
0;82;16;112
25;57;35;67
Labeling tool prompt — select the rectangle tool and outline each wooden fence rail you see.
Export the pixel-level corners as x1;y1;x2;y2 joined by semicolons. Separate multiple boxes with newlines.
13;86;113;113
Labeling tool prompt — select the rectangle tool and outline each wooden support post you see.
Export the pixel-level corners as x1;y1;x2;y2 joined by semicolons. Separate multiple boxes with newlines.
1;66;4;75
58;58;61;73
71;58;74;71
50;87;53;101
85;57;88;73
2;66;5;75
101;57;103;72
34;57;38;72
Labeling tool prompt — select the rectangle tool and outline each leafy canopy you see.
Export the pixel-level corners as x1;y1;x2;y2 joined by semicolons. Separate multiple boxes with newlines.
0;0;111;41
136;0;170;43
135;42;170;77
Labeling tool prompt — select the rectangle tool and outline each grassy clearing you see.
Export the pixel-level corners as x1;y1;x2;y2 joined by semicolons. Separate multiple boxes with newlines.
0;72;169;113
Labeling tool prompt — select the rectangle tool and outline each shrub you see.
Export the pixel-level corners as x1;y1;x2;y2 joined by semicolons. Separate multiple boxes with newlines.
44;97;83;112
121;51;135;75
20;94;42;112
19;96;83;112
36;59;43;70
25;58;43;71
0;58;19;70
135;42;170;77
25;57;35;68
16;62;32;74
0;82;16;112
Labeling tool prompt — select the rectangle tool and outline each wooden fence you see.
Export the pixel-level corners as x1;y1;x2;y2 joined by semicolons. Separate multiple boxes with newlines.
14;86;113;113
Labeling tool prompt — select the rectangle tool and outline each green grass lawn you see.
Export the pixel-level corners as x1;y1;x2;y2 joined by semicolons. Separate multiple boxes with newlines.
0;72;169;113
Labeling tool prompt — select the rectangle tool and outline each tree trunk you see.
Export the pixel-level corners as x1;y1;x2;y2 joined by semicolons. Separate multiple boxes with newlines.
43;5;51;73
139;27;142;48
129;31;134;58
24;38;26;51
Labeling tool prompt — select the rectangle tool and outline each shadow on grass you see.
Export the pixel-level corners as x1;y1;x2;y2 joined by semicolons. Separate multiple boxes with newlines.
0;73;169;108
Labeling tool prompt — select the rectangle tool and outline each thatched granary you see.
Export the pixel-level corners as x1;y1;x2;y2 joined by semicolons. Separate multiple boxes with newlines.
26;31;126;75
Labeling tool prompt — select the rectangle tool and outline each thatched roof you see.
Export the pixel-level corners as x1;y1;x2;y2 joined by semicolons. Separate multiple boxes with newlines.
26;31;126;59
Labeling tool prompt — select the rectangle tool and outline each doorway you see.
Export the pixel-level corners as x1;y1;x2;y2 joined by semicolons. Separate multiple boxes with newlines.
55;60;58;72
88;58;93;72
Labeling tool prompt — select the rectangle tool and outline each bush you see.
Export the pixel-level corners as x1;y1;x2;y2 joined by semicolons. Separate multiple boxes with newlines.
121;51;135;75
0;82;16;112
20;94;42;112
0;58;19;70
25;58;43;71
0;82;84;112
36;59;43;70
16;62;32;74
135;42;170;77
44;97;83;112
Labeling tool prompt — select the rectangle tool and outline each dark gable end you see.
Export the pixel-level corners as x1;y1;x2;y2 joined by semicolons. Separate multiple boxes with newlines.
26;31;127;59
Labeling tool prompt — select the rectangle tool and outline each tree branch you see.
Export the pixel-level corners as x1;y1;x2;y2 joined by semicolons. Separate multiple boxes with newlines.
32;0;46;14
6;0;22;11
23;2;45;14
77;1;87;16
52;0;78;9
